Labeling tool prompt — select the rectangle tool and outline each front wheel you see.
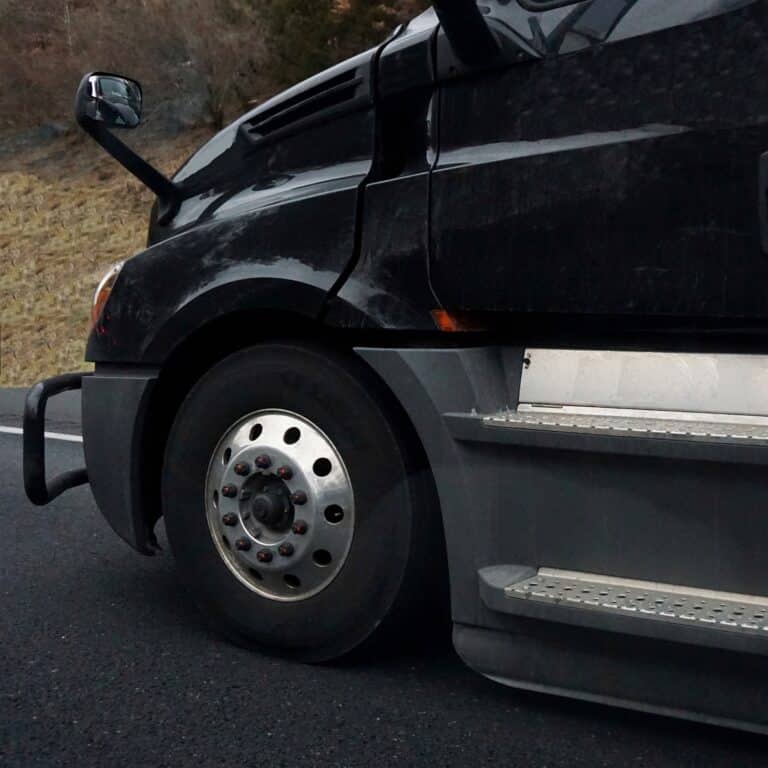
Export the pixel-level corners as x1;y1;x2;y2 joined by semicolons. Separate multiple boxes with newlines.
162;342;446;661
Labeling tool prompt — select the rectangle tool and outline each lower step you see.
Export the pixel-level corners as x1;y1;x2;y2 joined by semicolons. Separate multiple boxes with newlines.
480;566;768;655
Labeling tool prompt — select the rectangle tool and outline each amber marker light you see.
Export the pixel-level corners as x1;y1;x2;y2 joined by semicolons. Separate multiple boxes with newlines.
431;309;484;333
90;261;124;330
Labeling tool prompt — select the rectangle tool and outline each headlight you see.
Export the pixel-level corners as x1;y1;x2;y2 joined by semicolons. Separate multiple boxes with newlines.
90;261;124;330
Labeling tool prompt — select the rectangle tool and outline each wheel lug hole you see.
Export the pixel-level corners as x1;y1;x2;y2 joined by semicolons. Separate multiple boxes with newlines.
255;455;272;470
292;520;309;535
222;513;238;527
257;549;274;563
221;485;238;499
235;538;251;552
291;490;308;505
277;466;294;480
279;543;295;557
234;462;251;477
324;505;344;524
313;549;332;567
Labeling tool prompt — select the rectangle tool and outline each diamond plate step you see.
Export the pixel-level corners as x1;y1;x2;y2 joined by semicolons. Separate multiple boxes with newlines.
486;410;768;443
446;409;768;465
509;569;768;632
478;566;768;654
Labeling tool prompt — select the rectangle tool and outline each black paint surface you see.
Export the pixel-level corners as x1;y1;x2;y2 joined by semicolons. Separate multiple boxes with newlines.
432;0;768;321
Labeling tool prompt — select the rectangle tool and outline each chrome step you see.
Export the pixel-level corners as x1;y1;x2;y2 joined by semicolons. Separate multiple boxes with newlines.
479;566;768;654
485;410;768;443
508;569;768;632
446;408;768;465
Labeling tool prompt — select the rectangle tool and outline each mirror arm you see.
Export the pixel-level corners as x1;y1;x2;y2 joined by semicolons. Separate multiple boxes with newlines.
433;0;501;67
77;115;181;224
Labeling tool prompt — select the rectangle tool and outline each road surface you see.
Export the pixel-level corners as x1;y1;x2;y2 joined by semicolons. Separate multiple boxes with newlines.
2;425;767;767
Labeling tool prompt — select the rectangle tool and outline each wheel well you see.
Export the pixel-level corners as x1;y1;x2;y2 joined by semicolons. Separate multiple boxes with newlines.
139;310;442;550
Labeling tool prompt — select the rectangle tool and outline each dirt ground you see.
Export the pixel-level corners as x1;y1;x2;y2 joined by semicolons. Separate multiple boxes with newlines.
0;128;212;386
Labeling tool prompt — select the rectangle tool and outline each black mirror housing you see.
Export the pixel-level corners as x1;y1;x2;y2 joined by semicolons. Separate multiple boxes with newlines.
76;73;143;130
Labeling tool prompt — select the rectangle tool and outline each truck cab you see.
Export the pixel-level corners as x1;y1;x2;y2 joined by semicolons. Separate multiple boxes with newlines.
24;0;768;733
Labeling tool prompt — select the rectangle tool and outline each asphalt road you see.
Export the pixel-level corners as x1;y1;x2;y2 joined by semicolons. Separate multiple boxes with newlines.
2;429;768;767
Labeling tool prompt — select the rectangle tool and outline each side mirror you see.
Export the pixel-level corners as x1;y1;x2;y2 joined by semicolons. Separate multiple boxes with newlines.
74;71;179;224
75;73;142;130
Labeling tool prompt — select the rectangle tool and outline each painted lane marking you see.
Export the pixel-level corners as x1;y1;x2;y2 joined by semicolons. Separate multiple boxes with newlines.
0;426;83;443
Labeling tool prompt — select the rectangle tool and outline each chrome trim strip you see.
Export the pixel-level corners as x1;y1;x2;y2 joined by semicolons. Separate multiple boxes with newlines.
520;349;768;418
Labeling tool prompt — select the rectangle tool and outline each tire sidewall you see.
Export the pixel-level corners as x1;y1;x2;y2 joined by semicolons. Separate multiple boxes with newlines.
162;343;416;661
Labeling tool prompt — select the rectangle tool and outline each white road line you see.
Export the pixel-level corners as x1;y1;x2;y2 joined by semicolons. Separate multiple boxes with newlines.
0;426;83;444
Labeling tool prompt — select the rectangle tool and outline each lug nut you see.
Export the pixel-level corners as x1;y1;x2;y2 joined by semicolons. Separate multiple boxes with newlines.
255;455;272;470
292;520;309;535
222;513;238;527
257;549;274;563
222;485;238;499
279;542;295;557
277;466;293;480
235;538;252;552
234;462;251;477
291;490;308;505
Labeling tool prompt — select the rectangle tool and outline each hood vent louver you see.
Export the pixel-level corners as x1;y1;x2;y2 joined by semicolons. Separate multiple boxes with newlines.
242;69;367;146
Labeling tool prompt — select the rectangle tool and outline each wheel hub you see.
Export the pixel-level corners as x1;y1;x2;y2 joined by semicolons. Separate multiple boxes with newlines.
249;479;292;530
205;410;355;602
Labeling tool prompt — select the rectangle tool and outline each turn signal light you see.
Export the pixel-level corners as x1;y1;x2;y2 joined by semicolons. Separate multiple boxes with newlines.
431;309;484;333
90;262;124;330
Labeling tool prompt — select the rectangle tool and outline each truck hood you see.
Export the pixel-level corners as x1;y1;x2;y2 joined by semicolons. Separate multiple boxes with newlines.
172;46;379;191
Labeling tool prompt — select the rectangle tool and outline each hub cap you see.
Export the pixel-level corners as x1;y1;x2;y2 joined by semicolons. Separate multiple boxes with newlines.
205;410;355;601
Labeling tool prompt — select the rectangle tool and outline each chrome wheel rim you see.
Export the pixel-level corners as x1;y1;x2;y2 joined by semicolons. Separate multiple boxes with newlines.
205;410;355;602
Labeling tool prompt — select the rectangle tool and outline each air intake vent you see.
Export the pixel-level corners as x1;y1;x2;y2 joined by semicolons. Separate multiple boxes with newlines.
243;69;366;144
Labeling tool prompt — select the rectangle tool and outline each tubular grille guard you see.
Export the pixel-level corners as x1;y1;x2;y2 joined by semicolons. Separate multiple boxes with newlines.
23;372;90;505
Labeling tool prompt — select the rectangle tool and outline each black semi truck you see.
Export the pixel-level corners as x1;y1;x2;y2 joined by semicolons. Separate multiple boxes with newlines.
23;0;768;732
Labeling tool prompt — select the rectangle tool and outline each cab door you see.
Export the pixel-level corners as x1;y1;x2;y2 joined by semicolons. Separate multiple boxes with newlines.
430;0;768;325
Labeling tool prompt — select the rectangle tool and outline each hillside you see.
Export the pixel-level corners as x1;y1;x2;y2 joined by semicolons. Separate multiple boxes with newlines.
0;129;213;386
0;0;428;132
0;0;429;386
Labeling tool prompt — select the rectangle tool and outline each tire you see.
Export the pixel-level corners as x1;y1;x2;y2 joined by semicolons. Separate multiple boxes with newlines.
162;342;447;662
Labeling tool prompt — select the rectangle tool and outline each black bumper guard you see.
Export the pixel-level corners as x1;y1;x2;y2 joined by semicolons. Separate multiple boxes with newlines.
23;372;91;505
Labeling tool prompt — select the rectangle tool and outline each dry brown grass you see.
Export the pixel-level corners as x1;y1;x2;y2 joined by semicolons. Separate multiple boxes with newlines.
0;129;212;386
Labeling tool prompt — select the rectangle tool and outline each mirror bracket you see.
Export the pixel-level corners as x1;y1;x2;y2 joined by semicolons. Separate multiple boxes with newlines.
433;0;501;67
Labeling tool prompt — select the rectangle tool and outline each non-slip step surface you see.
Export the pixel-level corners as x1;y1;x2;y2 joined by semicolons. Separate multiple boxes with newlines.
478;565;768;654
507;569;768;635
485;410;768;443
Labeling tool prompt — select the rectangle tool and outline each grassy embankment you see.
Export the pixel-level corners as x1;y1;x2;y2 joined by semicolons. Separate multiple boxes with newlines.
0;129;211;386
